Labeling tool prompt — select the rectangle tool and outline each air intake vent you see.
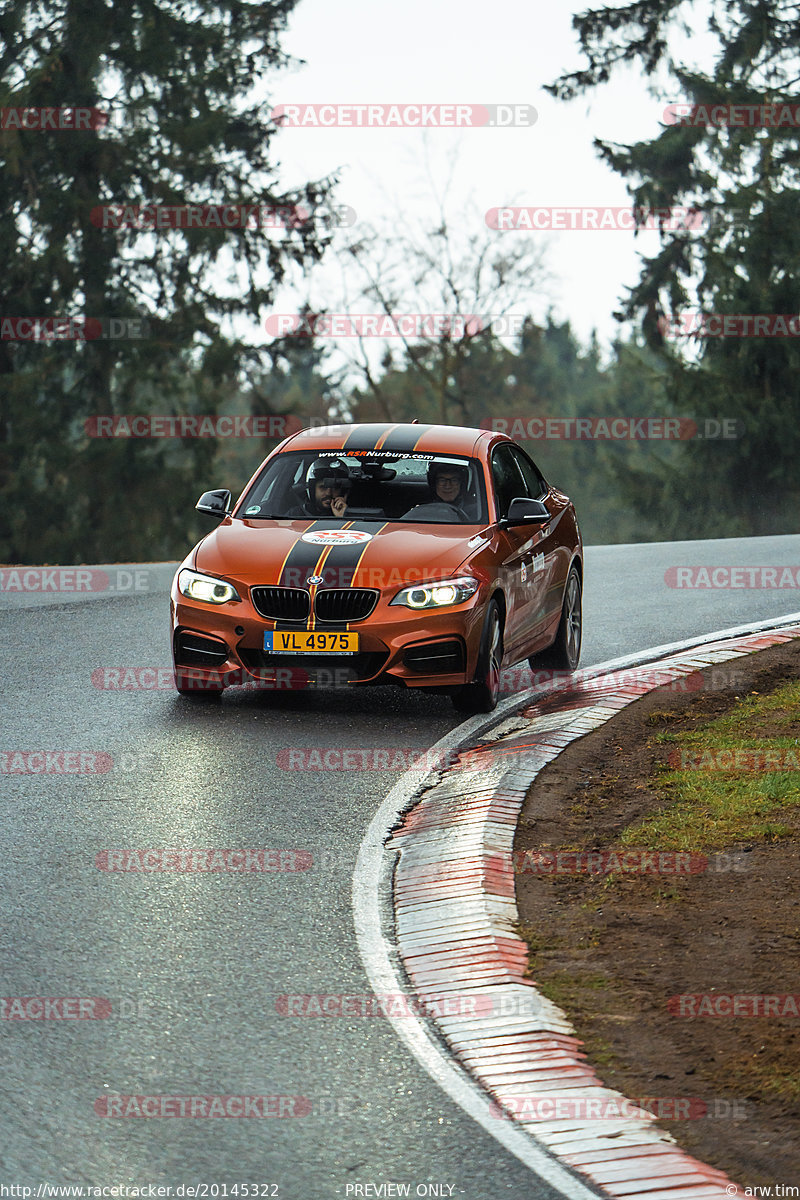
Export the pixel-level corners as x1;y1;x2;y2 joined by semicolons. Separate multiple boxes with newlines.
175;632;229;667
402;640;465;674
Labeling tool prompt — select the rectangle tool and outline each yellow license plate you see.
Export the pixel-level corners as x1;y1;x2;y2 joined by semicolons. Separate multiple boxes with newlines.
264;631;359;654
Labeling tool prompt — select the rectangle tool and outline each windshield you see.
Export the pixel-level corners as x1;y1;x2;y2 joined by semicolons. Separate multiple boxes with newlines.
238;450;488;524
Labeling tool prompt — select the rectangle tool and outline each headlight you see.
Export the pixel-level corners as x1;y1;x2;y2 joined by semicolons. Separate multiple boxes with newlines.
178;569;241;605
390;575;480;610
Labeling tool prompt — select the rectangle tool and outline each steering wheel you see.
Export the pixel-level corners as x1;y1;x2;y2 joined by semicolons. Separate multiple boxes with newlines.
442;502;472;522
402;501;472;522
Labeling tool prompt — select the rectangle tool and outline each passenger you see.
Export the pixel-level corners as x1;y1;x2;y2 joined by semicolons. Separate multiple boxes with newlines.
428;462;472;514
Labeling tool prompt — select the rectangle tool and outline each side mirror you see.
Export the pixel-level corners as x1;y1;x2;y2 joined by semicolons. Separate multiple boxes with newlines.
196;489;232;518
502;497;550;526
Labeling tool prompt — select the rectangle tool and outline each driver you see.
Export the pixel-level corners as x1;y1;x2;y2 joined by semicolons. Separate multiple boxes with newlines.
428;462;471;512
287;458;353;518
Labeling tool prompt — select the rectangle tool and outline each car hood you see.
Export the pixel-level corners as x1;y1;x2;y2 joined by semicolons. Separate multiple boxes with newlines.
194;518;484;589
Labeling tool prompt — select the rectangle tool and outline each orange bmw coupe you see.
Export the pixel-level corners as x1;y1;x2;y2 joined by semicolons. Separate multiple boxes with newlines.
170;422;583;712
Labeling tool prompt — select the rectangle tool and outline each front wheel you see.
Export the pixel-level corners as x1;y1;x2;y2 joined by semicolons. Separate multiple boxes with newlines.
451;600;503;714
528;565;582;673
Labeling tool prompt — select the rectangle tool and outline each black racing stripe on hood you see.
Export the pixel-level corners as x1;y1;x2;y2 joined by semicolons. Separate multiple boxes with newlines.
342;424;398;451
272;522;384;630
379;425;434;452
271;521;332;630
316;522;387;585
277;523;336;590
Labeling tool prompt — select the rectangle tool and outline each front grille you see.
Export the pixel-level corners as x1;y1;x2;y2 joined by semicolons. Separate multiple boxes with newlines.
402;639;466;675
314;588;378;623
175;631;229;667
251;586;310;622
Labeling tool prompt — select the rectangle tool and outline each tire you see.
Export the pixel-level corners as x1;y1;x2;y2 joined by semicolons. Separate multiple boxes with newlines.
451;600;503;714
528;564;582;673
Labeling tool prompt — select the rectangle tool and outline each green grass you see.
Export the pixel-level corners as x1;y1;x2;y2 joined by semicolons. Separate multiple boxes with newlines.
618;681;800;851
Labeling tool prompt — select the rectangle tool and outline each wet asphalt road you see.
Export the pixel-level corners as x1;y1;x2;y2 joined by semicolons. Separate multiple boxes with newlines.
2;533;800;1196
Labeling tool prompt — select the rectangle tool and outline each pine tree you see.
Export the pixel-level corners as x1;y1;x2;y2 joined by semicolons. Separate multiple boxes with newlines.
549;0;800;535
0;0;334;560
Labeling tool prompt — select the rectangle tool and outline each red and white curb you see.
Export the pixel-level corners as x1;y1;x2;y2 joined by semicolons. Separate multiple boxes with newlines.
355;619;800;1199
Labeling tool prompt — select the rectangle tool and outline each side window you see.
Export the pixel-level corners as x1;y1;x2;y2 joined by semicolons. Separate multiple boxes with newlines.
491;445;526;519
510;446;547;499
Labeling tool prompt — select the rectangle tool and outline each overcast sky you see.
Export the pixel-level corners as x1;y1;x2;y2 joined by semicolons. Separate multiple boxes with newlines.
265;0;714;361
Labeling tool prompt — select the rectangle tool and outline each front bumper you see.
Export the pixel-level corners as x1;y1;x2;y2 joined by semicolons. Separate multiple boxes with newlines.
170;576;487;692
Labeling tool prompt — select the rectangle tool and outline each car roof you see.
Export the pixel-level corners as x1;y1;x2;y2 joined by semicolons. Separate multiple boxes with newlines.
279;422;497;458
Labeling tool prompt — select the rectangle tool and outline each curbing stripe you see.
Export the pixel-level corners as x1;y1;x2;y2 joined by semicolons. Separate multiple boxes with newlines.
354;619;800;1199
388;625;800;1196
